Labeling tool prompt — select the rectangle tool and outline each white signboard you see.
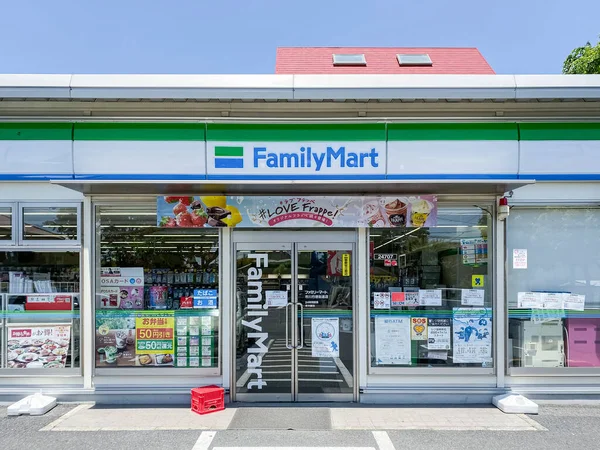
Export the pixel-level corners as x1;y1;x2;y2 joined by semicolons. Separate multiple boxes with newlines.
419;289;442;306
311;318;339;358
374;316;411;365
461;289;485;306
452;308;492;364
517;292;542;309
513;249;528;269
563;294;585;311
427;318;451;350
265;290;288;308
373;292;391;309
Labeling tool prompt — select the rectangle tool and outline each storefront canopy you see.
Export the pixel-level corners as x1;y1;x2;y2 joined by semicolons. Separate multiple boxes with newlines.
52;178;534;196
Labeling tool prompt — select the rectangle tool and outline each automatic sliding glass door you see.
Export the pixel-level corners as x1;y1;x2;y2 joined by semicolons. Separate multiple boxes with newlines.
234;240;354;402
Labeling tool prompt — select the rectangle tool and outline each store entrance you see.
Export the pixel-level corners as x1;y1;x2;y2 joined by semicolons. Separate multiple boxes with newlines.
233;231;355;402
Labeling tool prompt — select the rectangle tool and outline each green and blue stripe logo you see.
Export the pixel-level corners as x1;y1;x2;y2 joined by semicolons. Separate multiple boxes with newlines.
214;146;244;169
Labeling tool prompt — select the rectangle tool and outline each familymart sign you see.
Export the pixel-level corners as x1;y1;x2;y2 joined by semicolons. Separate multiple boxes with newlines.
207;142;385;177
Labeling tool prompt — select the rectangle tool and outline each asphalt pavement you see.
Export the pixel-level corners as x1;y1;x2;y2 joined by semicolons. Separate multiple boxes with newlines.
1;403;600;450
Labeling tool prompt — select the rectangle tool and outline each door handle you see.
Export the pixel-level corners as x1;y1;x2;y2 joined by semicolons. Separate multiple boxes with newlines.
297;302;305;350
285;302;293;349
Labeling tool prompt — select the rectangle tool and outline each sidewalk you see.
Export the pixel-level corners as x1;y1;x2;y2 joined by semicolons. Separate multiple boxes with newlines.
38;403;544;432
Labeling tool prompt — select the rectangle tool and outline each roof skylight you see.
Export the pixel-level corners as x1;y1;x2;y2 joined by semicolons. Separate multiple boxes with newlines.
397;54;433;66
333;54;367;66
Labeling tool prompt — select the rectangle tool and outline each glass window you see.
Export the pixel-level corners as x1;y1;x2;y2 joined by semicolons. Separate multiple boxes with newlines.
22;206;79;242
1;251;80;370
95;203;219;370
507;207;600;369
369;206;493;369
0;206;12;241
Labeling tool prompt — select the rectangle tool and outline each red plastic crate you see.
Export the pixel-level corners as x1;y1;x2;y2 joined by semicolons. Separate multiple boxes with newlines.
191;385;225;415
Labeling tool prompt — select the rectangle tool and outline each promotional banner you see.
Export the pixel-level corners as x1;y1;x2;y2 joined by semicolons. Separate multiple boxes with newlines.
452;308;492;364
135;311;175;356
311;318;339;357
7;324;71;369
99;267;144;309
374;316;411;365
157;195;437;229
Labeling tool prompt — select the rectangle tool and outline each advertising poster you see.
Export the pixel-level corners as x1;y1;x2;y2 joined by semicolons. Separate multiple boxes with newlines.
411;317;428;340
427;318;451;350
452;308;492;364
135;311;175;356
373;292;391;309
374;316;411;365
99;267;144;309
7;324;71;369
311;318;339;358
95;311;136;367
157;195;437;229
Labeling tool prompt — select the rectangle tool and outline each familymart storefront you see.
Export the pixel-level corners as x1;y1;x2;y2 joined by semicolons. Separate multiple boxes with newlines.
2;120;576;404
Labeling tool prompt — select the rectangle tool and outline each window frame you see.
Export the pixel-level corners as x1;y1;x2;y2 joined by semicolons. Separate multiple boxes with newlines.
367;201;496;376
18;202;81;247
0;202;17;246
506;204;600;376
92;199;222;377
0;248;83;375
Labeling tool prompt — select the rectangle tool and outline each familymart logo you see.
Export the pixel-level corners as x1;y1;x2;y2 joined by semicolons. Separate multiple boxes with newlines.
214;146;244;169
213;145;380;171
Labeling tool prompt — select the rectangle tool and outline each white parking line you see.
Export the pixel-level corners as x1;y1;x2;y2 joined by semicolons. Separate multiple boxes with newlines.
372;431;396;450
192;431;216;450
39;404;93;431
213;448;374;450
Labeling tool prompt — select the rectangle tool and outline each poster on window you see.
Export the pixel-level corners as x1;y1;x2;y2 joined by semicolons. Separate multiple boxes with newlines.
374;316;411;365
452;308;492;364
7;324;71;369
427;318;451;350
157;195;437;228
95;311;137;367
99;267;144;309
311;318;339;357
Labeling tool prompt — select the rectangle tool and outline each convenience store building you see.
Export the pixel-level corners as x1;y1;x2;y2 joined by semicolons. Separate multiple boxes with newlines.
1;48;600;404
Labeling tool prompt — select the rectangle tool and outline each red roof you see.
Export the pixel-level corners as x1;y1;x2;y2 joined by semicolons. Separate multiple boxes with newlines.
275;47;495;75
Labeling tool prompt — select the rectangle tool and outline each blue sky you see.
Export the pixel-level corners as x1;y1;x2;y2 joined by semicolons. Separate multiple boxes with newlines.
0;0;598;74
